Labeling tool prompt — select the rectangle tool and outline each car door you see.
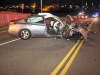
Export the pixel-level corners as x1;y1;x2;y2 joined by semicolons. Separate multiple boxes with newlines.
27;16;47;35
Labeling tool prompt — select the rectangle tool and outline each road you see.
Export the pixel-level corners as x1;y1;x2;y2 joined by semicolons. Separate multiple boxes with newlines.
0;18;100;75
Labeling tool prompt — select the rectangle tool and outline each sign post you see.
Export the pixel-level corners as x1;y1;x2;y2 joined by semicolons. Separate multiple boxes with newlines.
21;3;24;13
40;0;42;13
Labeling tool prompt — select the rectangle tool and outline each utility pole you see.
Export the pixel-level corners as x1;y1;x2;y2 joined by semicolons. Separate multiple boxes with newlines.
82;0;83;12
57;0;58;5
21;3;24;13
40;0;42;13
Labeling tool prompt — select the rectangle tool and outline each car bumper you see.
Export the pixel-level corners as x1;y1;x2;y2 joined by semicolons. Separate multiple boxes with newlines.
8;25;19;37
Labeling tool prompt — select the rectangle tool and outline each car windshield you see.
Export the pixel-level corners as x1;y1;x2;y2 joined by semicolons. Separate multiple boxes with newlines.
56;16;66;25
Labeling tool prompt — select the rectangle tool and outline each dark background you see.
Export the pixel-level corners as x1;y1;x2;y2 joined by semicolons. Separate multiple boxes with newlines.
0;0;100;6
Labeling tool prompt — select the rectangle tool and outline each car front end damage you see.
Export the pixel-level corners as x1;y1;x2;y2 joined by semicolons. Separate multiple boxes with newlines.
74;27;87;41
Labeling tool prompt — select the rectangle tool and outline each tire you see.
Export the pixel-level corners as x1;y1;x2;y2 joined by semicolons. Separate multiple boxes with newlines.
61;25;70;38
19;29;31;40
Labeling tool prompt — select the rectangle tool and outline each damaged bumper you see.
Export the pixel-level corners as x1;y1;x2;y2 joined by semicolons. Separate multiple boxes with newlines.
74;27;87;41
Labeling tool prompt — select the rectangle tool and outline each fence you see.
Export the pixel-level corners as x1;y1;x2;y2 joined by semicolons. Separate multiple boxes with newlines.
0;11;31;27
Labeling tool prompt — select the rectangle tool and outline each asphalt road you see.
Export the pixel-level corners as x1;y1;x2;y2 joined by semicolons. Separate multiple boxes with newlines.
0;18;100;75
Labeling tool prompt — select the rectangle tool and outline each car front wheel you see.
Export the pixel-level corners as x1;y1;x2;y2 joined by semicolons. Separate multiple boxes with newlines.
61;25;70;38
19;29;31;40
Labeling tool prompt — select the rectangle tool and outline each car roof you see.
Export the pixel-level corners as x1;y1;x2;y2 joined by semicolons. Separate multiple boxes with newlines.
28;14;45;17
25;13;59;21
27;13;55;19
38;13;55;18
38;13;53;15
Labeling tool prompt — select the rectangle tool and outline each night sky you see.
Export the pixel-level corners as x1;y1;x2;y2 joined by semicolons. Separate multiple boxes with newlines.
0;0;99;6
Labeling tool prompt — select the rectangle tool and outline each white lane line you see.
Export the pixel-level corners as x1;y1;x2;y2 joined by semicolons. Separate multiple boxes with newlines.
0;38;21;46
0;31;7;33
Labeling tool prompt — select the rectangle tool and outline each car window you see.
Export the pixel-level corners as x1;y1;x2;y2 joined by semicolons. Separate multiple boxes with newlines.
26;17;44;23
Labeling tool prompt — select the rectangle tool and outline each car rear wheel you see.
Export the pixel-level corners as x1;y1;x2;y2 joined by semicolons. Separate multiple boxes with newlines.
19;29;31;40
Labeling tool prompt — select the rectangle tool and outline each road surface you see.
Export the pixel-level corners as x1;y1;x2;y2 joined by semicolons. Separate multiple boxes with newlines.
0;18;100;75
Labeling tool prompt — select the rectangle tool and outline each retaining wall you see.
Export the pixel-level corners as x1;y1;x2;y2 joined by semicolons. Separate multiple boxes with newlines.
0;11;31;27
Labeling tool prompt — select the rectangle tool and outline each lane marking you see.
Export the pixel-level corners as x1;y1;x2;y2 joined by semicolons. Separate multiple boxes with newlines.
50;40;81;75
87;19;95;32
0;30;7;33
0;38;21;46
60;40;84;75
50;19;95;75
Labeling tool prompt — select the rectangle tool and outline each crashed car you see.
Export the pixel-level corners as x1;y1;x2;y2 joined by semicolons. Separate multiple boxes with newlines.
8;13;87;40
62;15;88;40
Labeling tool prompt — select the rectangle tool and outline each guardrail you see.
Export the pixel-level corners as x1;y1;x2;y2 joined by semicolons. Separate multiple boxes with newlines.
0;11;31;27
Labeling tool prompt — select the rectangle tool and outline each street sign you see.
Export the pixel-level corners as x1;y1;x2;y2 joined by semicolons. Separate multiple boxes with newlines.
22;3;24;9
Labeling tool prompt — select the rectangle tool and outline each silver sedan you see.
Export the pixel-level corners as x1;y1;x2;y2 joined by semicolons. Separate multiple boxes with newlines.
8;13;66;40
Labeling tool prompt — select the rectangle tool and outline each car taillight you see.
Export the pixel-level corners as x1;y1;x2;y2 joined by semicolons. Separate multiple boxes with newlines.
10;22;15;26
